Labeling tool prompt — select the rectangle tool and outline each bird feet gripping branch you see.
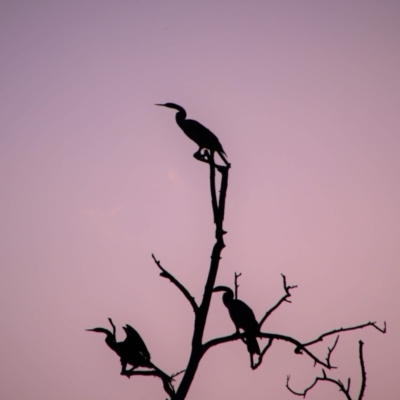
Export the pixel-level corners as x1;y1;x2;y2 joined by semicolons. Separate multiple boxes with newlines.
193;149;207;162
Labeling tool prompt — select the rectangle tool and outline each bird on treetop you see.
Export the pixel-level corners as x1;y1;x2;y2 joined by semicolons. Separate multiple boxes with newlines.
156;103;230;166
213;286;260;356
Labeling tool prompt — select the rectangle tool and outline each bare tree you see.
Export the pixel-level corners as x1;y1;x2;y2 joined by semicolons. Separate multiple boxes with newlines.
87;115;385;400
287;340;374;400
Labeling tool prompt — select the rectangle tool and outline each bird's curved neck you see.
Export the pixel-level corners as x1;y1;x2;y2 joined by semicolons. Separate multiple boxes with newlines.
105;334;117;350
175;108;187;126
222;292;234;308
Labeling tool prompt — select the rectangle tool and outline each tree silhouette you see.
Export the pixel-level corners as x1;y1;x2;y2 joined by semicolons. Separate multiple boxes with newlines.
87;106;386;399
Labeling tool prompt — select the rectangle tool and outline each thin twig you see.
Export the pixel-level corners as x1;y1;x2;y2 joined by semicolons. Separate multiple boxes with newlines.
252;338;274;370
152;254;198;313
286;339;377;400
208;152;219;225
217;164;230;228
302;322;386;348
171;369;186;380
325;336;340;367
259;274;297;328
234;272;242;299
286;371;353;400
168;369;186;393
358;341;366;400
123;368;175;398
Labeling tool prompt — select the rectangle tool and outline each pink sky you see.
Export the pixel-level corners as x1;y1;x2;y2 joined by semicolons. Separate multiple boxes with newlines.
1;1;399;399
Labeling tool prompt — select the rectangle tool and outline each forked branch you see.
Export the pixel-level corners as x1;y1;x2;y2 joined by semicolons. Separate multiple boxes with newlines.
152;253;198;313
174;154;230;400
234;272;242;299
259;274;297;328
286;340;368;400
123;367;175;398
203;321;384;371
302;321;386;347
252;338;274;369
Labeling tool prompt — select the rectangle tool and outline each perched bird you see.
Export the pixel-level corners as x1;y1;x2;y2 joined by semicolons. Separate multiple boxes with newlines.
87;318;151;374
213;286;260;355
156;103;229;165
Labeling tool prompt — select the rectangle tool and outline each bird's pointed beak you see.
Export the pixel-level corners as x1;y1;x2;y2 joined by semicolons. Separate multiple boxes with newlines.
155;103;165;107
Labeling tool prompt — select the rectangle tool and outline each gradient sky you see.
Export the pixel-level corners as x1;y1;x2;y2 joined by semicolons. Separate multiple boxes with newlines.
1;1;399;399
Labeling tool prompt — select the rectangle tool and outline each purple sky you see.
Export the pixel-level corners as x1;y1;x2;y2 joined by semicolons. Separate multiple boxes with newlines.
1;1;399;399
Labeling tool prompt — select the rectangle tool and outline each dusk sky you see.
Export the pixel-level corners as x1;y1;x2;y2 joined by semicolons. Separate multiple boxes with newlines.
1;1;399;399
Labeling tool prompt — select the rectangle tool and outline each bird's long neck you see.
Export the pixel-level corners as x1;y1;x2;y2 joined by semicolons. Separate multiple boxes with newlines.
104;334;117;351
222;291;234;308
174;107;187;128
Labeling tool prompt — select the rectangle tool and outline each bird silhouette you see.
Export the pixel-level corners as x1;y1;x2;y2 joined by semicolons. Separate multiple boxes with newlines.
87;318;152;374
156;103;229;165
213;286;260;355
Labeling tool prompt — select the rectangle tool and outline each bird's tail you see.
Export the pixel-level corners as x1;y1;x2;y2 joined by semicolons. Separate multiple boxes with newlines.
218;150;230;166
245;334;260;355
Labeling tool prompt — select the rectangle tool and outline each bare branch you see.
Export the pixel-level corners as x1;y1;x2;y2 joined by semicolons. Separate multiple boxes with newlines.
358;341;366;400
286;339;378;400
175;151;230;400
252;338;274;370
291;320;384;368
208;152;219;225
168;369;186;394
259;274;297;328
261;332;335;369
203;331;333;369
302;321;386;348
286;372;321;397
152;254;198;313
217;163;230;228
203;317;385;377
234;272;242;299
286;371;352;400
171;369;186;380
122;367;175;399
347;377;351;393
325;335;340;367
122;369;161;377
